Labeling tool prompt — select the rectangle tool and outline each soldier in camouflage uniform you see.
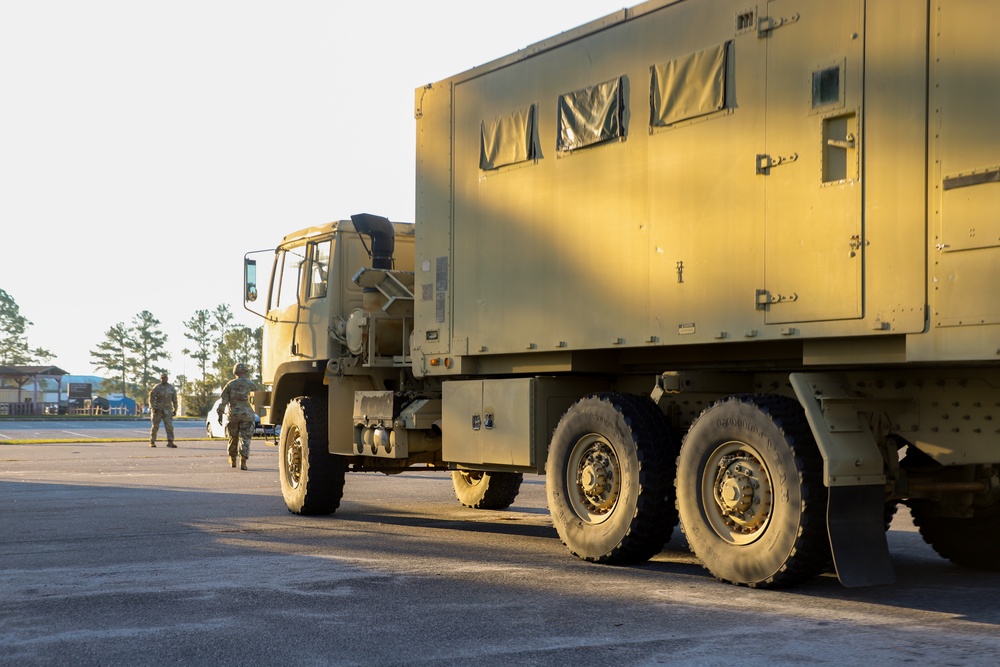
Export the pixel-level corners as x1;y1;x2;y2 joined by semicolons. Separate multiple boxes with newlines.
148;373;178;448
217;362;257;470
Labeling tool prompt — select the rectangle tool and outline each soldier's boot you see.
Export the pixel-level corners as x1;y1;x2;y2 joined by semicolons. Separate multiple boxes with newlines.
149;442;156;448
166;442;177;448
240;457;248;470
228;456;236;468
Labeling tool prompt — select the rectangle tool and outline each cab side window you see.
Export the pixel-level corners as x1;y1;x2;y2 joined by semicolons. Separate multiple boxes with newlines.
306;241;331;300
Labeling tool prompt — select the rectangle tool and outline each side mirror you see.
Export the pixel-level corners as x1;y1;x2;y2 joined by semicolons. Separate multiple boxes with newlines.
245;258;258;303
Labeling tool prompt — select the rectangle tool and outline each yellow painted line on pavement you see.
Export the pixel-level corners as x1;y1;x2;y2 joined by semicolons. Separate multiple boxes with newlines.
0;438;203;445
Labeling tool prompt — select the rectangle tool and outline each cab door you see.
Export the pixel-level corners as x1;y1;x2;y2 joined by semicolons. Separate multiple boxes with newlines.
267;239;335;361
266;243;307;364
762;0;864;324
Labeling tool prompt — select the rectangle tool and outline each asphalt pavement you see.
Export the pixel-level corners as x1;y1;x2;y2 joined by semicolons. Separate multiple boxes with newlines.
0;418;253;442
2;434;1000;666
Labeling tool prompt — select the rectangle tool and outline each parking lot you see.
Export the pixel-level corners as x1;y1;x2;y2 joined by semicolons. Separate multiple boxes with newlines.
2;435;1000;666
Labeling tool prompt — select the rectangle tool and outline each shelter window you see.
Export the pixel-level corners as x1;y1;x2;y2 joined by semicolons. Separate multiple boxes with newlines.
557;76;627;152
306;240;331;300
812;65;841;108
480;104;539;170
650;41;730;128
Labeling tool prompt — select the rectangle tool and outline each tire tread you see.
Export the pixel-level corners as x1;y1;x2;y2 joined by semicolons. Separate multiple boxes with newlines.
678;393;828;588
285;396;346;516
548;392;679;565
453;471;523;510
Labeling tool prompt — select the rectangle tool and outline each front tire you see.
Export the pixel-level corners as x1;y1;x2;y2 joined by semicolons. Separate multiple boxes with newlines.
452;471;523;509
546;393;677;564
279;396;346;515
676;394;828;588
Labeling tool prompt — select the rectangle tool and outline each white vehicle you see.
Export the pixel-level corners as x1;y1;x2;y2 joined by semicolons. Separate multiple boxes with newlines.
205;398;278;439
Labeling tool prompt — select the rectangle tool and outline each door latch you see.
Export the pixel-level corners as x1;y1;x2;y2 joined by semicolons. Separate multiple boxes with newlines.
849;235;863;257
757;12;800;37
756;289;799;310
756;153;798;175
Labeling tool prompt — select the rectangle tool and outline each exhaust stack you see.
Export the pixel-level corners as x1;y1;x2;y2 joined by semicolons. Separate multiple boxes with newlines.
350;213;396;270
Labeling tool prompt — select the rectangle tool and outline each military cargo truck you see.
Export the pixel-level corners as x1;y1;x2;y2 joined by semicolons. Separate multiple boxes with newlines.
244;0;1000;588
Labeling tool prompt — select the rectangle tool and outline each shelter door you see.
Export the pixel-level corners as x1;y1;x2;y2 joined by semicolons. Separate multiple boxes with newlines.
762;0;864;325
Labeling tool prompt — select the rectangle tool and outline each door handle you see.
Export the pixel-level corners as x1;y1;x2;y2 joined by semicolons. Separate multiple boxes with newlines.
826;133;855;150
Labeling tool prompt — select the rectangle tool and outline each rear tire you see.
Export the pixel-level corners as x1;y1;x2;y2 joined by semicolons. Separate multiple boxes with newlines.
279;396;346;515
546;393;677;564
904;448;1000;570
908;499;1000;570
452;471;523;509
676;394;828;588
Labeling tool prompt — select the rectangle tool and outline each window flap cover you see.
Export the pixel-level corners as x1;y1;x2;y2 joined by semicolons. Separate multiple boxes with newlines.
480;104;537;170
558;77;624;152
651;42;729;127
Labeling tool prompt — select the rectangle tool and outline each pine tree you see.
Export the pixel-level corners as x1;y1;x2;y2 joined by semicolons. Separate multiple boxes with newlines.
182;309;216;417
210;304;234;381
131;310;170;393
89;312;170;402
90;323;135;396
0;288;53;366
181;305;264;416
220;325;263;383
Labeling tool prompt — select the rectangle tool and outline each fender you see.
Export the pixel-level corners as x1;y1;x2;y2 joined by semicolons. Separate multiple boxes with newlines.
790;372;895;587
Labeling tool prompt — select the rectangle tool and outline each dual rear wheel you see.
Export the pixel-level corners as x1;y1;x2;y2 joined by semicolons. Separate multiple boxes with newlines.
545;392;829;587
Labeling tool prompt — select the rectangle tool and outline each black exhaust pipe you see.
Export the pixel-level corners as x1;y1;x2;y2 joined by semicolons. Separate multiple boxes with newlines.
350;213;395;270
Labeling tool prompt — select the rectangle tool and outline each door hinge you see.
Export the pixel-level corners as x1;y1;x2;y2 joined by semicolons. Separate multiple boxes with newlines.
756;153;798;175
757;12;800;37
755;289;798;310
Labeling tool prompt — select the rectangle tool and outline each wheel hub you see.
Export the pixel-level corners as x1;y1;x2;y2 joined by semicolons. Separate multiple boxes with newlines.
581;464;608;496
719;475;754;513
709;449;773;542
285;429;303;489
567;435;621;522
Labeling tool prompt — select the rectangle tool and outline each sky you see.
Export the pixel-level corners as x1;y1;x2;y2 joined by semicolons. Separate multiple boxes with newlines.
0;0;629;380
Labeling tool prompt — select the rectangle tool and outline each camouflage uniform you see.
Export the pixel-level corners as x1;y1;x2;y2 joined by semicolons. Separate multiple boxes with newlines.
148;375;178;447
217;363;257;469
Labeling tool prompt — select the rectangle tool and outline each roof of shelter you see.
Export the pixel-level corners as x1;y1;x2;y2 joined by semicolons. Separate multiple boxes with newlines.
0;366;70;380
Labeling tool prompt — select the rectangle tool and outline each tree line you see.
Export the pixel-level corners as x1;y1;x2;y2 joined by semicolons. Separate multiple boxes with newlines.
0;288;262;417
90;304;263;416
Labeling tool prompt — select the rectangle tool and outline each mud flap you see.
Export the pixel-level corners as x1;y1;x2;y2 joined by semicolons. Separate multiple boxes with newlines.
827;485;896;587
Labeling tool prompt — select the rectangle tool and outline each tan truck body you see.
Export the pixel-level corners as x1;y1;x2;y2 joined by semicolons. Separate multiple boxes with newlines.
251;0;1000;588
